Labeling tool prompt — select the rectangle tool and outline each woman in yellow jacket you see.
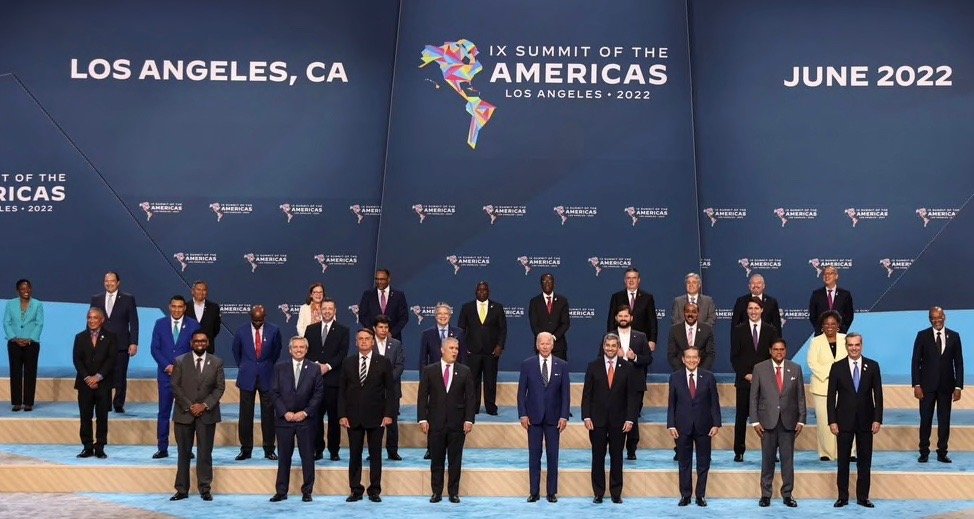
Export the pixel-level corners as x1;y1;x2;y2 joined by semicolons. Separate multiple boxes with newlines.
807;311;847;461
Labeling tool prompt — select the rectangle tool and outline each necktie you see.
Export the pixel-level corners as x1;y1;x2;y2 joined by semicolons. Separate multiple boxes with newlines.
106;293;115;317
752;323;759;350
853;361;860;391
687;326;695;346
443;363;451;390
478;303;487;324
936;331;943;354
776;365;784;393
607;360;615;388
91;330;98;347
172;321;180;342
546;295;553;314
440;328;447;340
542;358;549;386
360;355;368;385
295;361;302;388
629;292;635;308
379;290;387;314
255;327;263;359
196;356;203;374
690;295;696;305
322;322;329;343
827;289;834;310
689;373;697;398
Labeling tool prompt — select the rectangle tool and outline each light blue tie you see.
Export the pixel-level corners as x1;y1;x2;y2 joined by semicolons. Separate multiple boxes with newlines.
172;321;179;342
441;328;447;340
853;361;860;392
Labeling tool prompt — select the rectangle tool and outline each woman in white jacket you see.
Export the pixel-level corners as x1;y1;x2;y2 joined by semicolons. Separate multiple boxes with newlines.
296;283;326;337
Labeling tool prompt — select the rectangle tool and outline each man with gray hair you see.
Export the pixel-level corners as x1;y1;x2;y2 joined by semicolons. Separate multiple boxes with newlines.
731;274;781;333
672;273;716;327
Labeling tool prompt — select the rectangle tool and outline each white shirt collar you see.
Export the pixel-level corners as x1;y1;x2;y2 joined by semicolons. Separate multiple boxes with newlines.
685;368;698;378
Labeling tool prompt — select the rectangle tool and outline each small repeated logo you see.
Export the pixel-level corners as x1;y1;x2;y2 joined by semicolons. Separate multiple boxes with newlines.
716;308;734;320
516;255;561;275
702;207;747;227
737;257;782;277
172;252;217;272
656;308;667;320
139;201;182;221
410;305;438;325
504;306;526;319
773;207;817;227
220;303;256;315
277;303;301;323
879;257;912;278
348;304;360;322
349;204;381;224
483;204;527;224
412;203;456;223
624;206;668;226
209;202;252;222
553;205;597;225
446;254;490;275
586;256;632;277
780;308;809;329
280;203;323;223
569;307;596;319
915;207;957;228
807;258;854;278
700;258;712;269
243;252;288;272
844;207;888;228
313;253;358;273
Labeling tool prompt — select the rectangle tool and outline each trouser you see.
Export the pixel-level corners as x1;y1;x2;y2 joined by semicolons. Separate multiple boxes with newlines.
919;389;954;456
733;382;751;455
466;353;499;413
316;385;341;455
239;387;276;453
348;425;384;496
625;391;644;453
677;429;712;499
174;420;215;494
7;340;39;406
528;423;560;496
157;374;174;451
813;393;837;459
275;421;316;495
428;426;466;496
78;386;111;448
837;429;873;501
759;420;796;498
112;350;130;409
589;426;625;499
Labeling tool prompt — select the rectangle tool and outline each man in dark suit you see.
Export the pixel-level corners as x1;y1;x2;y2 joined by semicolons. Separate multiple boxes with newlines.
169;332;225;501
90;271;139;413
606;306;651;460
582;333;640;504
373;314;405;460
358;268;408;341
528;273;571;360
269;336;325;503
420;303;467;370
149;295;200;459
304;298;349;461
911;307;963;463
231;305;282;460
187;280;222;352
457;282;507;415
668;302;716;371
828;333;883;508
606;268;658;350
418;337;476;503
517;332;570;502
730;297;777;462
808;266;854;334
667;347;721;507
338;328;398;502
731;274;782;333
671;272;717;328
73;307;116;459
750;339;806;508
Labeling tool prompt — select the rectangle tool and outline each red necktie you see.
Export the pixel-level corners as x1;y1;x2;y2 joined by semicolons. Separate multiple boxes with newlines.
828;289;834;310
607;361;615;388
689;373;697;398
255;327;263;359
546;295;553;314
776;365;784;393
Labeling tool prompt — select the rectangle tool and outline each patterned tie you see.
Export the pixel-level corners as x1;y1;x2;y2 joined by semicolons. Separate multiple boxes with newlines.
936;331;943;354
752;323;759;350
172;321;179;342
360;355;368;385
255;327;263;360
443;363;451;391
607;360;615;389
689;372;697;398
106;293;115;317
440;328;447;340
776;365;784;393
546;295;553;314
322;322;329;343
196;356;203;374
687;326;695;346
827;289;834;310
478;303;487;324
379;290;387;314
295;361;302;389
541;358;549;386
853;361;860;392
690;296;696;305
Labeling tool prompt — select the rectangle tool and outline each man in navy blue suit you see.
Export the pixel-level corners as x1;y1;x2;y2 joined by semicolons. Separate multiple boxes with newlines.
358;269;409;341
149;295;199;458
667;347;721;507
419;303;466;370
90;271;139;413
517;331;570;503
269;336;324;503
231;305;283;461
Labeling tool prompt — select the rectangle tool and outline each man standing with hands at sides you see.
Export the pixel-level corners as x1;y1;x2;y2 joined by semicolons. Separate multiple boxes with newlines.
529;273;571;360
417;337;476;503
607;306;651;460
671;272;716;328
582;333;640;504
808;266;854;334
731;274;782;333
339;329;397;502
606;268;658;351
73;307;115;459
420;303;466;370
269;336;324;503
667;348;720;507
150;295;199;459
373;314;405;460
186;281;221;352
730;297;776;462
231;305;283;461
170;332;225;502
751;339;806;508
518;332;570;503
304;298;349;461
90;272;138;414
912;307;964;464
458;282;507;416
358;269;409;341
667;302;716;461
828;333;883;508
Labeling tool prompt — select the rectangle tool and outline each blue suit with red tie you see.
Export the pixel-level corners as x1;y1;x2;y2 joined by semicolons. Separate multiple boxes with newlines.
517;353;570;498
150;316;199;453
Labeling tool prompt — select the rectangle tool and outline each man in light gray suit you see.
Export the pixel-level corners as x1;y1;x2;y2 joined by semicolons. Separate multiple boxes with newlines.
672;273;716;328
374;314;405;460
170;332;226;502
750;338;805;508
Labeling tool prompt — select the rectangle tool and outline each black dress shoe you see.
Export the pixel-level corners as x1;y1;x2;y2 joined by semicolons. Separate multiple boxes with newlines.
314;451;323;460
430;494;442;503
593;496;604;504
546;495;557;503
235;451;251;461
626;452;637;460
270;494;287;502
611;496;622;504
834;499;848;507
734;454;744;462
423;450;431;460
265;452;279;460
673;452;679;461
12;405;22;412
77;448;94;458
758;497;770;507
527;494;540;502
330;453;341;461
918;454;929;463
678;496;691;506
190;452;195;459
200;492;213;501
857;499;875;508
449;495;460;503
850;456;857;462
820;456;830;461
368;494;382;502
170;493;188;501
302;494;312;502
152;451;168;459
783;497;798;507
387;453;403;461
696;497;707;507
95;449;107;459
937;454;953;463
23;405;32;412
486;409;499;416
346;494;363;502
113;407;124;413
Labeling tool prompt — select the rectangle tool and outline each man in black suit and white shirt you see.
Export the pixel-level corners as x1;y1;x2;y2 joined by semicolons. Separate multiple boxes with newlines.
808;266;854;334
668;302;716;372
74;307;116;459
457;282;507;415
730;297;777;462
528;273;571;360
828;333;883;508
90;271;139;413
606;306;651;459
731;274;781;333
304;299;349;461
186;281;221;353
912;307;963;463
417;337;476;503
373;314;405;460
358;269;408;341
606;268;658;351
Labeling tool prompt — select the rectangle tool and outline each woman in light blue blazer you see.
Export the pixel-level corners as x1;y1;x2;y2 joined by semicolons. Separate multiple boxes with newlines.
4;279;44;411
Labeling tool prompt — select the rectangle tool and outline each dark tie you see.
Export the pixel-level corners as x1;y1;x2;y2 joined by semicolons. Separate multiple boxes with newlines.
360;355;368;385
689;373;697;398
542;358;549;386
629;292;635;308
440;328;447;340
776;365;784;393
546;295;553;314
323;322;330;341
196;356;203;374
936;331;943;353
827;289;834;310
752;323;759;350
379;291;387;314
